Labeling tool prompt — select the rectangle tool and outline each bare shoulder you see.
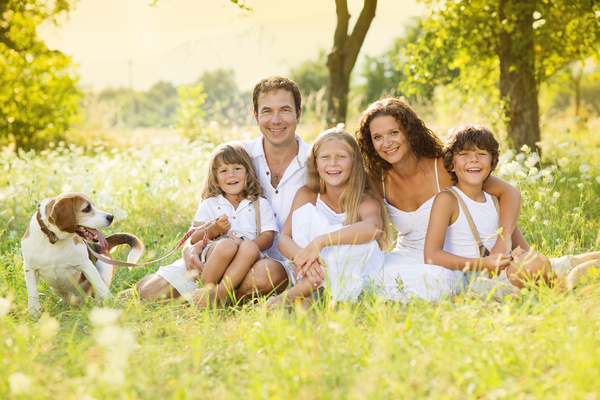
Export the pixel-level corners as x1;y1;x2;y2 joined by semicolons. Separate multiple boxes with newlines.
292;186;318;206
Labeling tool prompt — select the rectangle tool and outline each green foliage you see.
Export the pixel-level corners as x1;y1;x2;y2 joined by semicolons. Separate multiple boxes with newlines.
290;50;329;95
175;82;209;141
0;0;81;151
194;68;250;127
1;123;600;398
402;0;600;116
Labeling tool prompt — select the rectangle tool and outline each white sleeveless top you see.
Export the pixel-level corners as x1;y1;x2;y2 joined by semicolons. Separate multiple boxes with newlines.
316;193;346;225
443;187;499;258
383;159;440;253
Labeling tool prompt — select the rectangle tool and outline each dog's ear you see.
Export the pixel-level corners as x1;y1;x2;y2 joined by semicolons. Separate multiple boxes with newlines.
47;196;78;233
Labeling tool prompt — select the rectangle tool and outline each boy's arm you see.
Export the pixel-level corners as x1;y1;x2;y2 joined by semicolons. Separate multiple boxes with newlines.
481;175;521;255
424;192;512;274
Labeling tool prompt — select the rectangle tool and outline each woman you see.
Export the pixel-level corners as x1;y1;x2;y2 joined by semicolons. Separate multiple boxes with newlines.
356;98;522;302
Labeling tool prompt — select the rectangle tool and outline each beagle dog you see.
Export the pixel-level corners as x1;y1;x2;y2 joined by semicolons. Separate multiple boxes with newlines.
21;192;143;316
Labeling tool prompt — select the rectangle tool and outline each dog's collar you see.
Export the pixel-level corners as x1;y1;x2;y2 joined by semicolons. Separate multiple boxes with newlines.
35;200;58;244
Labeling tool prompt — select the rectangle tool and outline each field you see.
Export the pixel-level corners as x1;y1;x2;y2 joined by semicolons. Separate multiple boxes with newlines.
1;122;600;399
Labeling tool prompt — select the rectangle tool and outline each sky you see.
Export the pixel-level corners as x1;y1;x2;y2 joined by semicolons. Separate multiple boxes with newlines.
39;0;426;92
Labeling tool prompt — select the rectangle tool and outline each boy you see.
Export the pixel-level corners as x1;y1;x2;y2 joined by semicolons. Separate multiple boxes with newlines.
424;124;553;300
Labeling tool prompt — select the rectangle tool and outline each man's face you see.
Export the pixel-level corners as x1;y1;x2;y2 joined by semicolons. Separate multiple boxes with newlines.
255;89;301;149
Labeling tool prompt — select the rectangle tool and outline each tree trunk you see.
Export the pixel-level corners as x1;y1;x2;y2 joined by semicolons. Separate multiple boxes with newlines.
326;0;377;127
498;0;540;152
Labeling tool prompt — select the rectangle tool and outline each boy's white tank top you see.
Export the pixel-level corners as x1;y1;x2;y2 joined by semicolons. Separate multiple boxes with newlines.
443;187;499;258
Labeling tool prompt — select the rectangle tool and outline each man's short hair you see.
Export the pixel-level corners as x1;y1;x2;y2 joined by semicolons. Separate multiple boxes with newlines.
252;76;302;115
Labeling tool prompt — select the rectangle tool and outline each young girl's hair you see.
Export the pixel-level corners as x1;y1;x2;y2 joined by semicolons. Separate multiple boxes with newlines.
201;142;264;201
443;124;500;182
306;128;392;250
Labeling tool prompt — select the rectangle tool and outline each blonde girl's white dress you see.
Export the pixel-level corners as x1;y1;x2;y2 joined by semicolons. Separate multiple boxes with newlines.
290;194;384;303
380;160;466;302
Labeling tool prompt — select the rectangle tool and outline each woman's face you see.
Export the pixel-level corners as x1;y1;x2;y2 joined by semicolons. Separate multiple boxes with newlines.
369;115;411;165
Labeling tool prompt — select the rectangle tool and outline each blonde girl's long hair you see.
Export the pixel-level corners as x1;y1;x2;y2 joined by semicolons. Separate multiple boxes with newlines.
201;142;264;201
306;128;392;250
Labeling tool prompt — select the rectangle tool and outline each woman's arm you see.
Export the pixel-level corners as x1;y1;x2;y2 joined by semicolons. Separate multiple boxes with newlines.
424;192;511;274
277;186;317;262
482;175;521;255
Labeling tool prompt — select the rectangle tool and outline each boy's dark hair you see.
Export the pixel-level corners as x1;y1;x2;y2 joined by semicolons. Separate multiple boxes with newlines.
443;124;499;182
252;76;302;116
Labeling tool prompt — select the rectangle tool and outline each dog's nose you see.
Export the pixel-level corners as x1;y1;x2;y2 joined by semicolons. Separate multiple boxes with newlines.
107;214;114;224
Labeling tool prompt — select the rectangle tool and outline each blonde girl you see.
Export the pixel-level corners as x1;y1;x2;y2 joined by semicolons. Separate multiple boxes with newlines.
189;142;279;307
266;128;392;308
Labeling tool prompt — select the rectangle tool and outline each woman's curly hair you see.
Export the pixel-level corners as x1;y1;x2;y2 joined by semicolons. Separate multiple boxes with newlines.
356;98;442;181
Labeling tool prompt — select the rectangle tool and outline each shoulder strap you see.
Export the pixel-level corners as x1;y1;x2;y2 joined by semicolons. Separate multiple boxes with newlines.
253;199;261;236
445;187;488;257
491;194;500;219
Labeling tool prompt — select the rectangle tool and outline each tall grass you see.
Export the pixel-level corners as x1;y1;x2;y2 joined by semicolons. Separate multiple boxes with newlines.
1;120;599;399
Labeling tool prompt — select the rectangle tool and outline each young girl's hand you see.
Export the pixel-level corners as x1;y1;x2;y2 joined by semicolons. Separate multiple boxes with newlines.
297;260;325;287
293;239;323;274
214;214;230;234
228;231;243;246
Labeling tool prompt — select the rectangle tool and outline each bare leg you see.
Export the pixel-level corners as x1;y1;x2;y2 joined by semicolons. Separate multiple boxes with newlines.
570;251;600;266
507;250;553;289
194;240;261;307
235;258;289;301
565;259;600;290
265;277;320;309
121;274;182;300
201;239;238;284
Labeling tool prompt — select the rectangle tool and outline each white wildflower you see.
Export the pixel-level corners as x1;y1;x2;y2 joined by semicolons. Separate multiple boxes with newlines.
558;157;569;168
579;164;590;173
530;215;537;222
89;307;120;327
110;207;129;221
520;144;531;154
0;296;12;317
528;167;539;176
524;153;539;169
336;122;346;129
37;314;60;342
596;176;600;184
553;191;561;198
533;202;542;210
577;183;584;189
8;372;31;395
543;220;550;226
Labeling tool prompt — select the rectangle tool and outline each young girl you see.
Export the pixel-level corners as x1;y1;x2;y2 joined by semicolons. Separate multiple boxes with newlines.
265;128;392;308
424;124;599;299
190;142;279;307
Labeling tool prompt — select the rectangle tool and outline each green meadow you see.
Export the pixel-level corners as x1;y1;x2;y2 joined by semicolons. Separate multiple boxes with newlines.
1;123;600;399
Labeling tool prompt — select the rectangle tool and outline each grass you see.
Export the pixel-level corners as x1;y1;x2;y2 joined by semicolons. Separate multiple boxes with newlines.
1;118;600;399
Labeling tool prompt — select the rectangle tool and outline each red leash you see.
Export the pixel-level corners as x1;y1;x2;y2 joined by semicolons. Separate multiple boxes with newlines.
85;218;216;267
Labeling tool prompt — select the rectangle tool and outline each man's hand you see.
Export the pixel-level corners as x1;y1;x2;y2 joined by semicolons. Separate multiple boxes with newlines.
182;241;205;279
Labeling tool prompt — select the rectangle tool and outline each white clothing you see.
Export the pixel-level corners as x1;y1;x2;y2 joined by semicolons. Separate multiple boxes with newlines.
193;195;278;241
290;195;384;302
244;135;310;262
379;160;466;302
443;187;498;258
156;195;278;303
444;187;520;300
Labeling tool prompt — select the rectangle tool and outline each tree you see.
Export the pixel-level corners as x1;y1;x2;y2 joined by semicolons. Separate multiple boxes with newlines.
326;0;377;127
0;0;81;150
402;0;600;151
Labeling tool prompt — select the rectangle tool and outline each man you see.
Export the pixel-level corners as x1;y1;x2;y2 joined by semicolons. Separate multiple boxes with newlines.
130;76;311;302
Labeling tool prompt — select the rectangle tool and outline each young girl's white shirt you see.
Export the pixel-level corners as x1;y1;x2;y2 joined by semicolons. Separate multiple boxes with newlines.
193;195;279;241
442;187;498;258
